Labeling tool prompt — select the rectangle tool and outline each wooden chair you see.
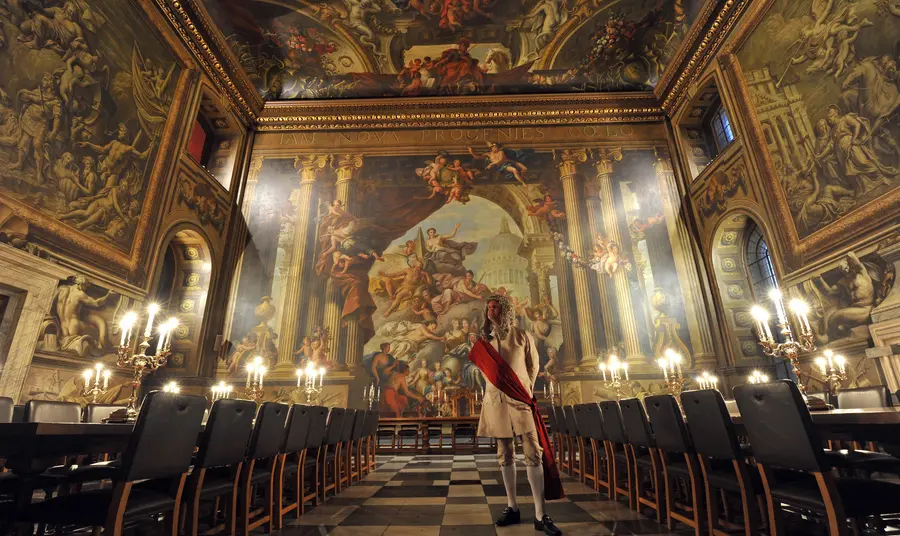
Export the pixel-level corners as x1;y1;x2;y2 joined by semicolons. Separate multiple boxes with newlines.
681;389;760;536
364;410;379;474
619;397;665;523
349;409;368;484
296;405;329;515
82;404;126;423
397;423;420;452
735;380;900;536
238;402;288;535
337;409;358;492
20;392;205;536
319;407;346;502
577;403;610;496
24;400;81;423
0;397;15;423
562;406;582;481
451;423;475;449
552;406;569;473
644;394;704;534
599;400;634;508
546;407;559;464
273;404;318;529
376;424;396;453
184;398;255;536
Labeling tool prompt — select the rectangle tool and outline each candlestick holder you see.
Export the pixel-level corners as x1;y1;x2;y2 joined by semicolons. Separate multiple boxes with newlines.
245;356;267;404
695;371;719;391
748;370;770;384
543;375;562;406
813;349;848;397
116;305;178;421
363;382;381;410
598;354;629;401
211;381;233;402
751;290;816;394
658;348;686;398
82;362;112;403
295;363;325;404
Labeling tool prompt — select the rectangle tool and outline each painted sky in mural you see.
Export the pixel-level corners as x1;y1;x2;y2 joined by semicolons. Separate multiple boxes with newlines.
200;0;705;100
0;0;179;252
737;0;900;238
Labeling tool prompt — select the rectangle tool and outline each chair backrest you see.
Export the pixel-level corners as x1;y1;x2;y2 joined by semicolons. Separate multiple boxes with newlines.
366;409;379;436
572;404;591;440
282;404;316;453
196;398;256;468
619;398;655;448
121;391;206;481
681;389;743;460
83;404;125;423
12;405;24;422
341;409;357;443
552;406;566;435
598;401;627;444
583;402;606;441
562;406;579;438
324;407;346;446
0;397;14;423
547;406;557;431
733;380;827;473
837;385;890;409
723;399;739;414
24;400;82;423
644;394;691;454
247;402;289;460
303;405;330;450
352;409;368;440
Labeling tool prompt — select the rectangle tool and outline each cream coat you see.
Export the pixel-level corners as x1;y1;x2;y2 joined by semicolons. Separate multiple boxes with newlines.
476;327;539;438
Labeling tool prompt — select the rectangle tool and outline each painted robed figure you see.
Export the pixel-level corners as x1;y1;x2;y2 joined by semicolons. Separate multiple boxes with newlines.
468;295;563;536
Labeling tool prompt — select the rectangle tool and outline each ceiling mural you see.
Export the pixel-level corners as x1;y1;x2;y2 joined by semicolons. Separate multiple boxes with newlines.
199;0;706;100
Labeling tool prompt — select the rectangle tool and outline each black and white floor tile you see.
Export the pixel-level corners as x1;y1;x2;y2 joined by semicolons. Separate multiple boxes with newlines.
272;454;687;536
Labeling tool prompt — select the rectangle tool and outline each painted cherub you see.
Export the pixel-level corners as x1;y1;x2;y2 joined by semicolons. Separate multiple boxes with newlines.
444;176;464;204
415;178;445;200
447;159;478;184
591;235;626;277
526;194;566;220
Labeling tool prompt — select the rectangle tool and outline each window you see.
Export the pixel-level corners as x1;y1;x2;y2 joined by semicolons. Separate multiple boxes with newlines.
745;223;777;300
709;104;734;152
186;116;215;168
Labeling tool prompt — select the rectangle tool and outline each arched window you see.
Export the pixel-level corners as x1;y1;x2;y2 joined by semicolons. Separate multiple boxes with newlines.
745;223;777;300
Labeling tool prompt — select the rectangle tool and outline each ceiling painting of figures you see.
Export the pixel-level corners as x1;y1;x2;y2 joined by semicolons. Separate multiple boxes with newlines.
199;0;707;100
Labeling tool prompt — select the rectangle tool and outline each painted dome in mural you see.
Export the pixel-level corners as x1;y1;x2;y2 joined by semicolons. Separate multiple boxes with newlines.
199;0;707;101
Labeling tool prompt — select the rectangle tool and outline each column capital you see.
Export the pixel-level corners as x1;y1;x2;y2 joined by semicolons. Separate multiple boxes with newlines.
592;147;623;176
653;146;675;175
554;148;588;177
247;155;265;182
332;154;364;182
294;154;330;183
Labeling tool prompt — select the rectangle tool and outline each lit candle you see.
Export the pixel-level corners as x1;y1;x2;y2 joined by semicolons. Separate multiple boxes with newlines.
769;289;788;325
258;366;266;388
103;369;111;389
658;358;668;380
319;367;326;388
83;369;93;388
622;363;629;381
144;303;160;337
789;299;812;336
599;362;607;381
836;355;846;374
120;312;137;346
296;369;303;387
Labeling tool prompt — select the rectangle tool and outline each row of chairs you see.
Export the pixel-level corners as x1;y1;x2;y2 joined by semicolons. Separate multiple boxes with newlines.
0;397;125;424
2;394;379;536
548;381;900;535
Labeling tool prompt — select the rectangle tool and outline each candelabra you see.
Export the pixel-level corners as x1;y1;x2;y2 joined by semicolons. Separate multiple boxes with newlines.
163;381;180;394
748;370;770;384
751;289;816;393
657;348;686;398
82;362;111;403
814;349;847;396
211;381;232;401
543;376;562;406
295;363;325;404
246;356;267;404
363;382;381;410
116;304;178;421
695;371;719;390
598;354;629;400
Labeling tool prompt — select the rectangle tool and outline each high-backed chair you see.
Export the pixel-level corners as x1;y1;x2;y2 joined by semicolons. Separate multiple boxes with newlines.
11;405;25;423
562;406;582;480
0;397;14;423
645;394;704;533
338;409;357;491
599;401;633;506
239;402;288;535
573;404;596;488
83;404;126;423
619;397;664;523
681;389;760;536
735;380;900;535
350;410;369;484
837;386;890;409
364;410;379;473
320;407;346;502
580;402;610;496
298;406;329;514
552;406;568;472
184;398;255;536
22;392;206;536
547;407;558;460
25;400;82;423
274;404;316;528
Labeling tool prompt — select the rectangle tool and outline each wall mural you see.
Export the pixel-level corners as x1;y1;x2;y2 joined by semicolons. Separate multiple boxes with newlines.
200;0;705;100
0;0;180;251
736;0;900;238
223;127;702;416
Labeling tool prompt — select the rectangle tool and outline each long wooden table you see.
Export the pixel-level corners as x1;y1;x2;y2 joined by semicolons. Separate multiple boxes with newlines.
730;407;900;445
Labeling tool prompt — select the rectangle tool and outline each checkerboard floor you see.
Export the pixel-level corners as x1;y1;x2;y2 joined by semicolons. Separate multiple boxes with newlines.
272;454;688;536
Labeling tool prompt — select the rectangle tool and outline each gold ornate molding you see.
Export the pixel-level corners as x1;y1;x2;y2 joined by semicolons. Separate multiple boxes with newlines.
555;148;588;177
294;154;330;183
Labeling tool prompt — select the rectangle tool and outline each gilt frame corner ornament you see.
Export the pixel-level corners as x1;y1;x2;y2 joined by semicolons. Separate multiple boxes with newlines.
721;0;900;266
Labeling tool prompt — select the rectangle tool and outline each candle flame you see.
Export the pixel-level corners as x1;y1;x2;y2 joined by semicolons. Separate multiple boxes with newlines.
750;306;769;322
788;299;809;315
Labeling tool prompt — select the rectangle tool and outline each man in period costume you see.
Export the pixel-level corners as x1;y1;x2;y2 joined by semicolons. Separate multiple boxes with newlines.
468;295;563;535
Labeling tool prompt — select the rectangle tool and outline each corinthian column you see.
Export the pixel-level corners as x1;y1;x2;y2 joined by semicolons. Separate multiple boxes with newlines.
594;147;644;363
323;154;364;368
556;148;599;365
585;155;621;348
276;154;329;371
654;148;717;366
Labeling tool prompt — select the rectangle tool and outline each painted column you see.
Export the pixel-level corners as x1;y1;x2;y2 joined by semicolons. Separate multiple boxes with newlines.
594;148;644;363
554;246;580;372
653;148;718;366
275;154;329;371
556;148;599;365
332;155;364;367
586;151;622;349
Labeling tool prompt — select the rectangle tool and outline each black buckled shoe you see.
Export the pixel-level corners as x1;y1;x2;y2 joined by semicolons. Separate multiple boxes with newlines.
495;507;521;526
535;515;562;536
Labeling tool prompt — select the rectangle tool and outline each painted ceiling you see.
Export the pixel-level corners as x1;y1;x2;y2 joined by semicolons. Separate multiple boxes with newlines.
199;0;706;101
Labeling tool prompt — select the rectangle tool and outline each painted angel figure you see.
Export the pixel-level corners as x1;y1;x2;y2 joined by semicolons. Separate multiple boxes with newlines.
783;0;872;82
591;234;627;277
525;194;566;221
520;0;569;48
